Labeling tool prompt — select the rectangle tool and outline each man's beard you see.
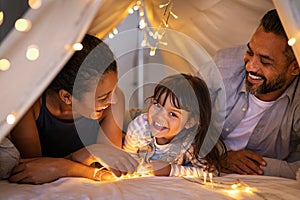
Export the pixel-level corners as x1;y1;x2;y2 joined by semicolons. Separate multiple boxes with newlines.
245;71;286;95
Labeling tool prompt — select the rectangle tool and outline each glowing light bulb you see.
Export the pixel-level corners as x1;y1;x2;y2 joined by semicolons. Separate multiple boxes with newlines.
159;3;168;8
244;187;252;194
203;171;207;184
6;113;16;125
139;19;146;29
28;0;42;9
72;43;83;51
0;59;10;71
170;11;178;19
139;11;144;17
26;45;39;61
288;37;296;46
108;33;114;39
141;40;146;47
150;47;156;56
0;11;3;26
15;18;32;32
128;8;134;14
133;5;139;11
113;28;118;35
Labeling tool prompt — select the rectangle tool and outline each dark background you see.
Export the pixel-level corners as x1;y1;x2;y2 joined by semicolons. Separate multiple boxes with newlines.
0;0;28;44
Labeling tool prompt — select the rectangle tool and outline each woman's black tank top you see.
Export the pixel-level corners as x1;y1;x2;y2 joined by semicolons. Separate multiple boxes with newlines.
36;93;99;157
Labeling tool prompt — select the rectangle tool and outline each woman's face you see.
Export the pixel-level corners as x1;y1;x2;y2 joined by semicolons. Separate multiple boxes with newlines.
148;93;190;144
72;71;118;120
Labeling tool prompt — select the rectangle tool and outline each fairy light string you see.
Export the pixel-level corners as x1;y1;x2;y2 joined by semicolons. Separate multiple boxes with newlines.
108;0;178;56
140;0;178;56
1;0;83;126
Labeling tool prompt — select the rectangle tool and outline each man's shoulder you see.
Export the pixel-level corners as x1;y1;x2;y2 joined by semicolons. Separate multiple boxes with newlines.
215;45;247;56
214;45;247;68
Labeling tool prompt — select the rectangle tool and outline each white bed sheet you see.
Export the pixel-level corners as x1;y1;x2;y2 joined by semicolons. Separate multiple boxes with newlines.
0;174;299;200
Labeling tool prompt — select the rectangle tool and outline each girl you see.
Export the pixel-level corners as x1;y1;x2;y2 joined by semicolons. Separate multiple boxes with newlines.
124;73;225;177
9;34;138;184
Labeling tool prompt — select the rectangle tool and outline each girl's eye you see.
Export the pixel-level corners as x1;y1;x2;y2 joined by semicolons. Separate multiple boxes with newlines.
169;112;178;118
154;103;162;109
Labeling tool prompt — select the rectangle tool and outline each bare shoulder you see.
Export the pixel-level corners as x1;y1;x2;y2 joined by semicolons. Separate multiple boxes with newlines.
31;96;43;120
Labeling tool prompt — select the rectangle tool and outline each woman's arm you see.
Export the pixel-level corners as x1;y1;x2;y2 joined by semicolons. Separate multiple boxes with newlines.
10;99;42;158
98;86;125;147
9;157;113;184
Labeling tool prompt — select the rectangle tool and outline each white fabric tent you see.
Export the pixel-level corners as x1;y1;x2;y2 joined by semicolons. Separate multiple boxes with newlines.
0;0;299;141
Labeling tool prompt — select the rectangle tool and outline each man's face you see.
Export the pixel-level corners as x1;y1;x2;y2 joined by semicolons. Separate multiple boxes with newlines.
244;26;294;101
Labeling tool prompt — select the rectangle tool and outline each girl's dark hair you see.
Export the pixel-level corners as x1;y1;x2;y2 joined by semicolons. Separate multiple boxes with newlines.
150;73;224;173
48;34;117;99
260;9;295;65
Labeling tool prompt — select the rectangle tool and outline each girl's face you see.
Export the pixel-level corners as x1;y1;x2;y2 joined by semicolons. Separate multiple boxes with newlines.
72;71;118;120
148;92;190;144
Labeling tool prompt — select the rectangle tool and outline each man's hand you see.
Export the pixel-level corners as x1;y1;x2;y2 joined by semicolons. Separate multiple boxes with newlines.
220;150;266;175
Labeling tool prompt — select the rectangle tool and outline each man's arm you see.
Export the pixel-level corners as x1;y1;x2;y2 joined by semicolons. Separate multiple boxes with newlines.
262;157;300;179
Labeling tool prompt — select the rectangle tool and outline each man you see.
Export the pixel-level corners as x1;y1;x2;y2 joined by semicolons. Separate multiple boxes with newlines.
215;9;300;179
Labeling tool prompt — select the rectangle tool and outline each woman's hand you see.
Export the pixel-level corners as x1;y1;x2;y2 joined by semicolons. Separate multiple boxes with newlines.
9;157;96;184
72;144;139;177
9;158;69;184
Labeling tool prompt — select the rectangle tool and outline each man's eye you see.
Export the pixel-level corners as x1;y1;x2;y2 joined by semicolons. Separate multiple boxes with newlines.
261;60;272;66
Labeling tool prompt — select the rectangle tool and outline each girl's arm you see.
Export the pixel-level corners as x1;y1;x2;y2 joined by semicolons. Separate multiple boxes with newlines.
169;164;205;177
169;146;212;178
150;160;206;177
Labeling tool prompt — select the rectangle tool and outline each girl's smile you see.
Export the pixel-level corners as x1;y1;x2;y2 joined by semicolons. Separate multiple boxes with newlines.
148;93;190;144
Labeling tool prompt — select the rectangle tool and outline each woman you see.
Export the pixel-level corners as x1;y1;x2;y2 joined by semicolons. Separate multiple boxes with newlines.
9;34;138;184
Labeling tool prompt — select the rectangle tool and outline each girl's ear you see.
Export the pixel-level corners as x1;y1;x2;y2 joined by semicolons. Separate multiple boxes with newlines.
58;89;72;105
184;118;198;129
